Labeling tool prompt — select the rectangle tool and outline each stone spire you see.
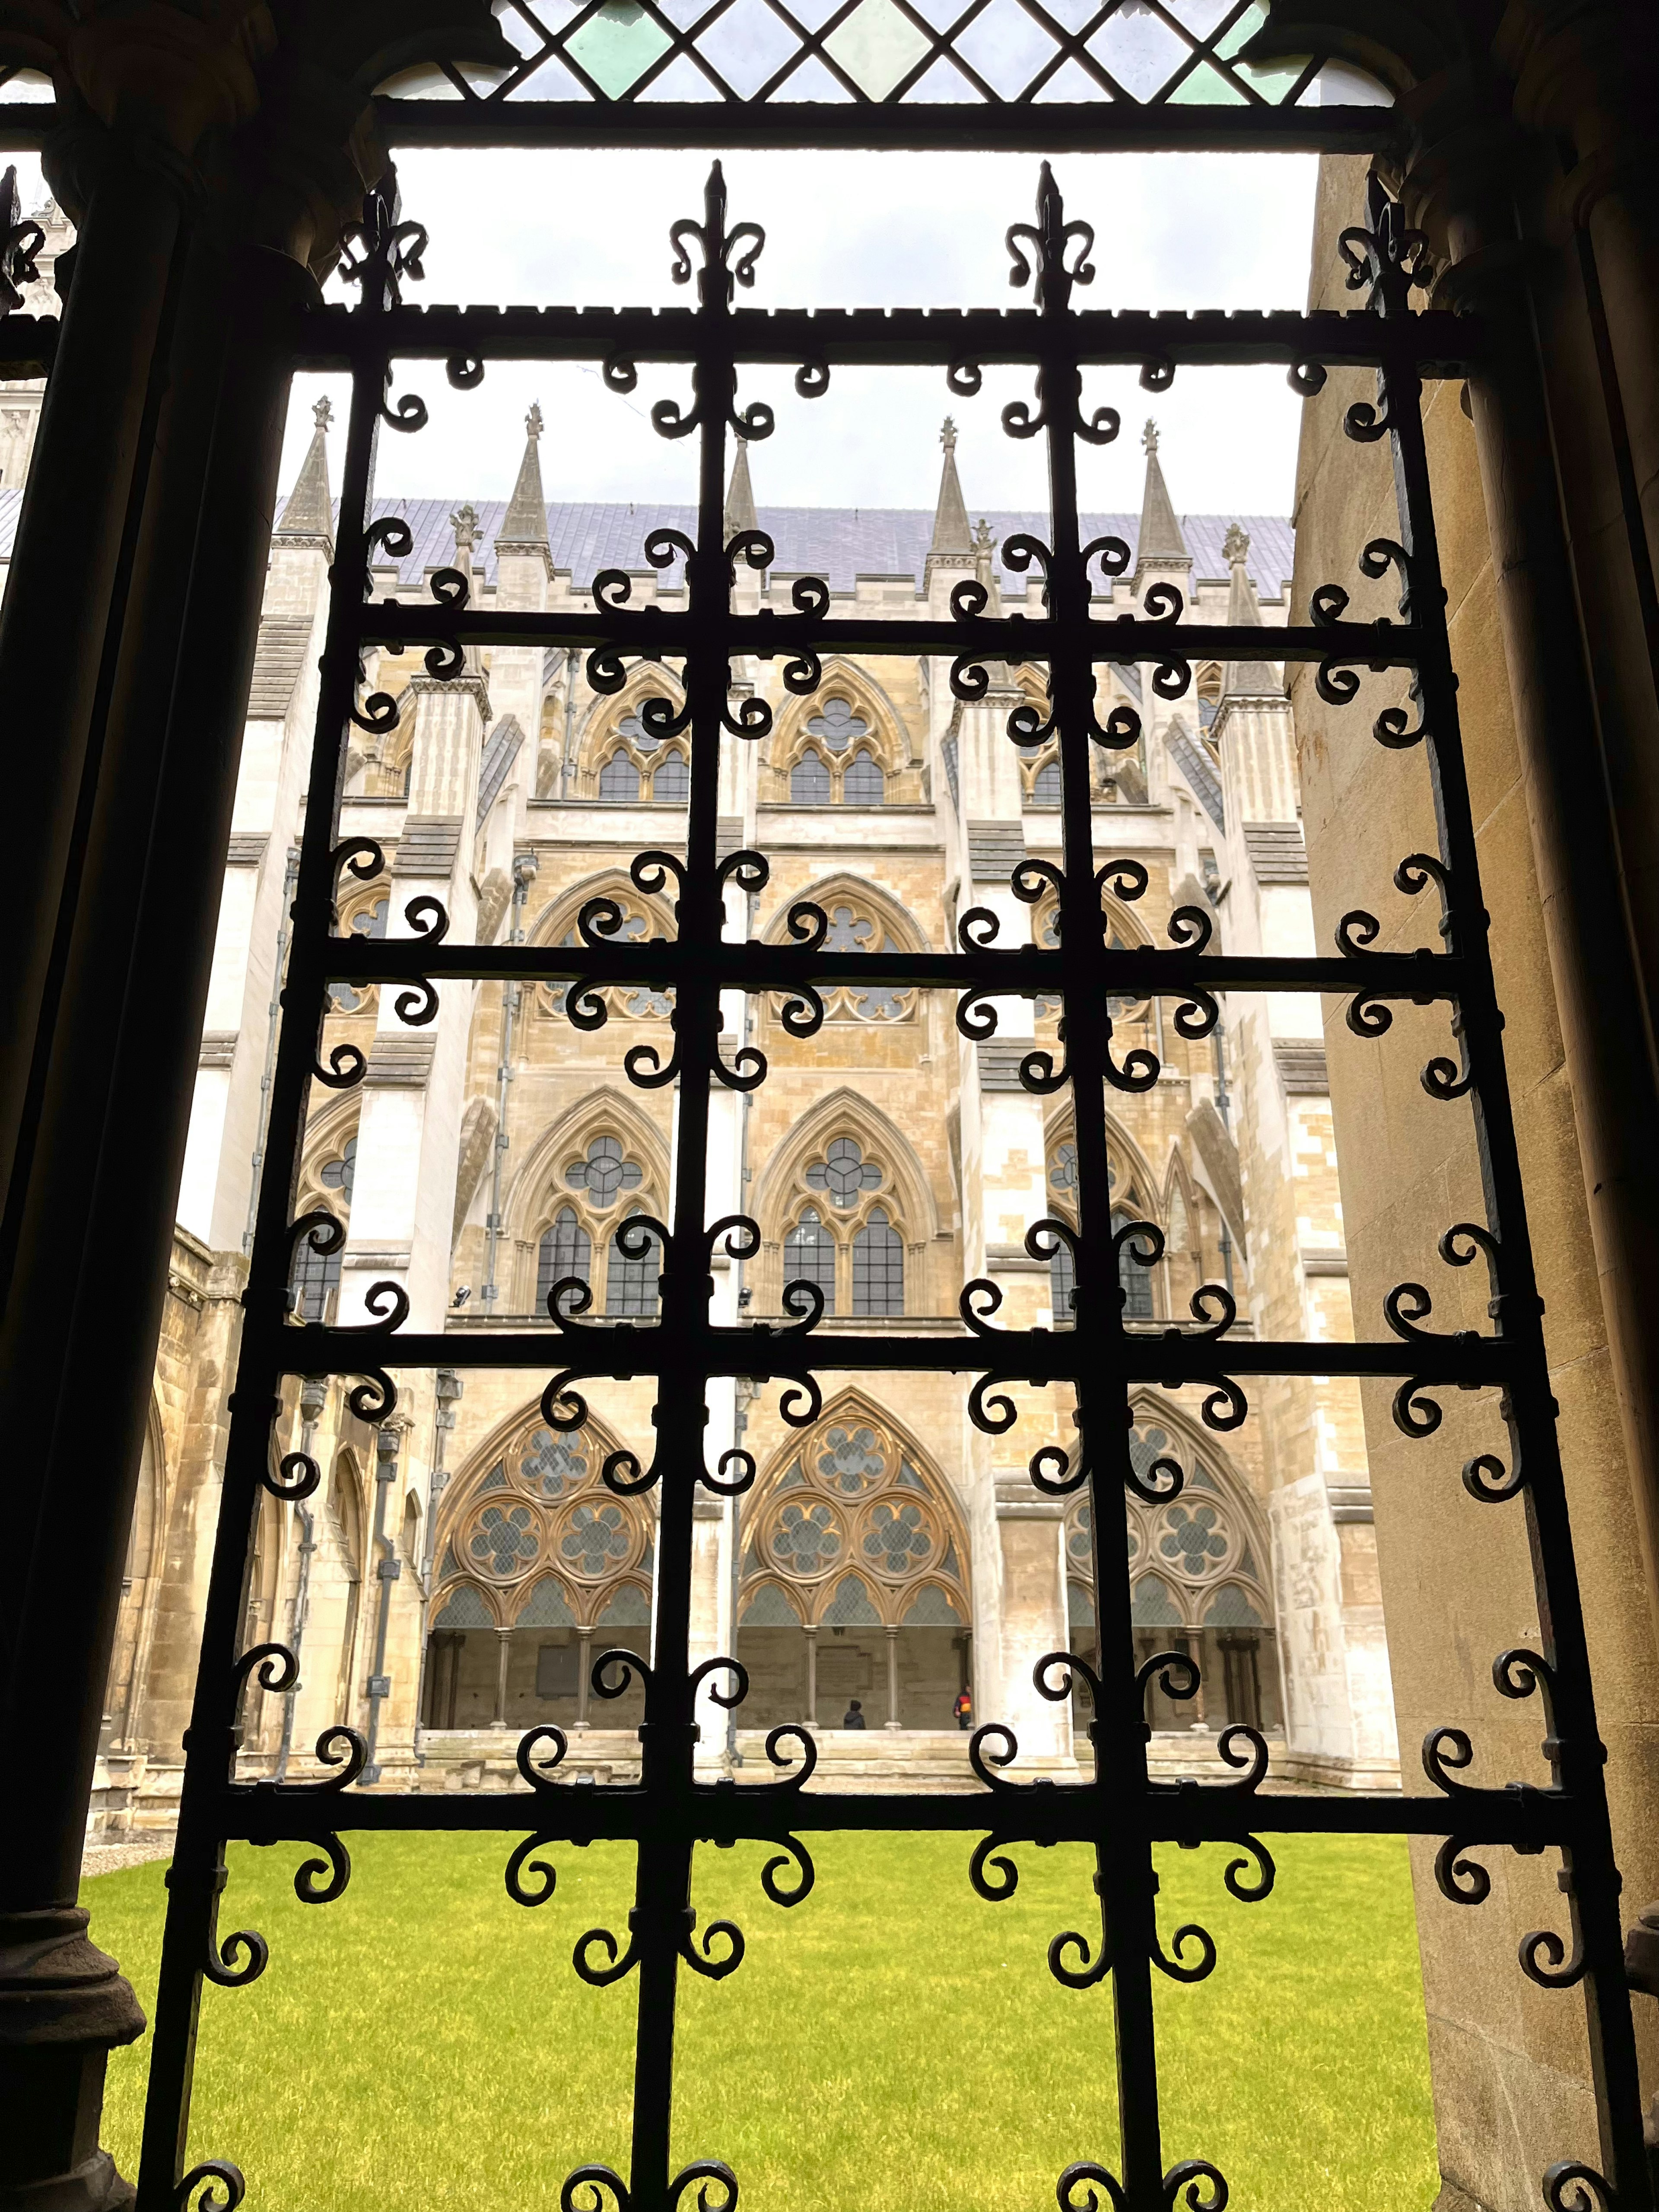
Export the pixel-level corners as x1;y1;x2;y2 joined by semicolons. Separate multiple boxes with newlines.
274;396;335;550
928;416;972;559
1134;417;1190;576
497;401;550;551
724;435;757;540
1220;524;1283;699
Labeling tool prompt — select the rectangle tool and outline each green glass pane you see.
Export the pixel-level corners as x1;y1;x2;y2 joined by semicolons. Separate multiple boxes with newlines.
1212;1;1265;57
824;0;932;99
1167;57;1248;103
565;2;674;98
1236;55;1307;99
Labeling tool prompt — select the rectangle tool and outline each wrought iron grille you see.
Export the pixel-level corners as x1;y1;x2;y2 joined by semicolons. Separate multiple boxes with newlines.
132;158;1652;2212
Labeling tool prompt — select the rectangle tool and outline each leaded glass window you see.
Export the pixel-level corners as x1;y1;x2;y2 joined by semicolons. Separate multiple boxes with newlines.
841;748;884;805
1031;757;1062;807
567;1135;642;1207
320;1137;356;1203
1112;1205;1155;1321
607;1210;660;1318
537;1208;591;1316
852;1208;903;1316
289;1229;340;1322
1050;1235;1076;1328
823;906;875;953
806;1136;882;1210
784;1207;836;1315
817;1424;884;1491
791;748;831;804
805;697;868;751
652;748;689;804
599;751;640;801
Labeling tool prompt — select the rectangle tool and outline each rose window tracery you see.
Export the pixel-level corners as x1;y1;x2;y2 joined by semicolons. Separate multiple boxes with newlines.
568;1134;643;1208
744;1405;968;1627
771;902;913;1023
1157;1501;1229;1577
808;1137;884;1210
435;1411;655;1628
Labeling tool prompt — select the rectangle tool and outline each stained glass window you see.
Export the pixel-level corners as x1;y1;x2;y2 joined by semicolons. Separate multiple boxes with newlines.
784;1207;837;1315
842;748;885;805
607;1210;660;1318
852;1208;903;1316
537;1208;591;1316
791;748;832;804
807;1136;883;1210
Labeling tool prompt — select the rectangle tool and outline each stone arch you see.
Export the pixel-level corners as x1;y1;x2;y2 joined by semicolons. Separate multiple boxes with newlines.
572;665;690;802
104;1396;166;1754
752;1088;940;1313
772;659;911;781
759;870;931;956
501;1085;671;1316
526;864;677;951
325;1447;368;1729
424;1399;655;1730
737;1392;972;1730
1042;1103;1162;1224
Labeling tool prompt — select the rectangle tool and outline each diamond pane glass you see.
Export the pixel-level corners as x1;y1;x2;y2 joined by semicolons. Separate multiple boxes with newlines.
694;0;803;95
952;0;1060;97
564;0;676;96
823;0;933;97
1086;5;1188;97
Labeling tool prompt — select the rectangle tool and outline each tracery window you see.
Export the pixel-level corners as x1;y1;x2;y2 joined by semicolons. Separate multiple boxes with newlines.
1027;753;1063;808
790;749;831;804
1046;1132;1156;1324
598;752;640;801
327;895;388;1013
531;1130;661;1321
1065;1417;1277;1733
739;1404;968;1632
780;689;892;805
841;748;885;805
425;1408;655;1730
779;1135;906;1318
289;1127;358;1321
767;897;915;1023
536;885;675;1022
584;687;691;804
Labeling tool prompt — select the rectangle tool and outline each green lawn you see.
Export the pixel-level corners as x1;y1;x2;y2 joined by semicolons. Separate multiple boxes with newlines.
86;1830;1435;2212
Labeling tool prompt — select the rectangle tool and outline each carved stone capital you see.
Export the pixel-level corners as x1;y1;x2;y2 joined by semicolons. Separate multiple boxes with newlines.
1497;0;1659;223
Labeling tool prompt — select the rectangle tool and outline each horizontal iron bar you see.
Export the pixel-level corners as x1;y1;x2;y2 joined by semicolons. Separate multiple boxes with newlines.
360;604;1421;665
223;1780;1563;1849
370;97;1402;158
294;301;1477;377
260;1321;1513;1384
320;941;1453;997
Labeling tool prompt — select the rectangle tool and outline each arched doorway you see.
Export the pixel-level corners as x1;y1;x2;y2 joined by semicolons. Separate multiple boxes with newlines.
737;1397;970;1730
423;1408;655;1732
1065;1410;1280;1737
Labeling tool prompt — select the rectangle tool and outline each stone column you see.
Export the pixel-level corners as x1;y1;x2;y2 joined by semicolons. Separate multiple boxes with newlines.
883;1625;900;1730
491;1630;512;1730
1395;110;1659;1648
0;44;260;1231
803;1625;818;1727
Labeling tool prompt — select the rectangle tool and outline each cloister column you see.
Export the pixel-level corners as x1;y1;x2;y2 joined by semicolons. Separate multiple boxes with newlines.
803;1626;818;1727
491;1630;512;1729
883;1626;900;1731
0;2;267;1240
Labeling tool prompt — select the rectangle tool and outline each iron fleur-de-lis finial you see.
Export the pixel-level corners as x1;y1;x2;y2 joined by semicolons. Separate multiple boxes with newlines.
1006;160;1096;315
669;159;766;312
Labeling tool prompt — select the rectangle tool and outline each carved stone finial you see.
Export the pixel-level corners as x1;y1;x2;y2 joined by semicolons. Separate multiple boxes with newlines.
313;396;334;433
1143;418;1159;456
973;516;996;550
941;415;957;455
451;503;478;554
1224;522;1250;564
526;401;543;441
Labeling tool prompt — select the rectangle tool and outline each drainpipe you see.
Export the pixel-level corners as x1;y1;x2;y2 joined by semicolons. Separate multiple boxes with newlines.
273;1373;328;1782
725;883;759;1773
560;646;580;798
360;1424;402;1785
481;852;538;1313
1212;1027;1234;1297
413;1367;462;1758
244;845;301;1253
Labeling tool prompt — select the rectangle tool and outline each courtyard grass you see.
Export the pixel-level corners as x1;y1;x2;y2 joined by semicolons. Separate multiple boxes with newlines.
86;1829;1435;2212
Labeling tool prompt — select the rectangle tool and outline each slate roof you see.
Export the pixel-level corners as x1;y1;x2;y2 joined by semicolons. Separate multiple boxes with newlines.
261;491;1294;600
0;486;1294;601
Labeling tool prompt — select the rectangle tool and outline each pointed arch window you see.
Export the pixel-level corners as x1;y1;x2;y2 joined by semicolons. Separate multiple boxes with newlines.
599;752;640;801
785;1207;837;1315
1112;1206;1155;1321
607;1211;661;1319
537;1208;591;1317
791;748;832;804
290;1232;340;1322
1031;756;1062;807
807;1137;882;1210
852;1208;903;1316
805;697;868;751
842;748;885;805
653;748;689;804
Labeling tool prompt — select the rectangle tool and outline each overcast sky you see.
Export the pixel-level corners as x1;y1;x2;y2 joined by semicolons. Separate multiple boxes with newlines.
280;148;1320;519
16;143;1320;518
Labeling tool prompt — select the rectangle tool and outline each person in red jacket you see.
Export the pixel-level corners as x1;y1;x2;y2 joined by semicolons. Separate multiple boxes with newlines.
953;1685;973;1730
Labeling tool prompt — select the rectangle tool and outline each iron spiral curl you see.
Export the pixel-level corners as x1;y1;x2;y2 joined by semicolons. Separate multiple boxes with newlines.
1165;2161;1229;2212
1434;1837;1492;1906
757;1729;818;1797
203;1915;267;1990
264;1448;321;1502
505;1834;560;1908
292;1834;351;1906
1543;2165;1614;2212
760;1833;817;1904
175;2162;246;2212
1058;2165;1125;2212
